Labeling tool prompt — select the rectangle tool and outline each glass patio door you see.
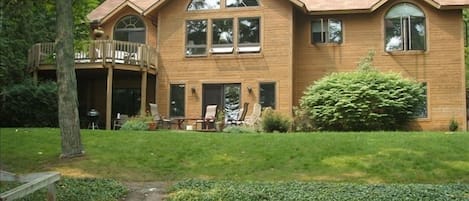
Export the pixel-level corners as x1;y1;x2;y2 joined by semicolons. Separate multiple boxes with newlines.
202;84;240;120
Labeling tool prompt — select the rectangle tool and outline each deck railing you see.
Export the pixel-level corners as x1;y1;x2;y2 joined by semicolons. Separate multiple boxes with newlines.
28;40;158;71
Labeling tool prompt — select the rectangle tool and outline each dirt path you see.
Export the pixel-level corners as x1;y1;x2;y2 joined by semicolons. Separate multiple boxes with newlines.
122;182;171;201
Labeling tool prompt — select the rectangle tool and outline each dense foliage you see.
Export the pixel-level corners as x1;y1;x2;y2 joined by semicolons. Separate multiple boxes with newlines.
261;108;291;133
0;81;58;127
0;0;101;88
0;178;127;201
120;116;152;131
0;0;102;127
300;52;425;131
168;179;469;201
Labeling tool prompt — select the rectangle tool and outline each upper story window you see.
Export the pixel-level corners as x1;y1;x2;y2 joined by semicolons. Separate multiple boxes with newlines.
212;18;234;53
238;17;260;52
187;0;220;11
311;18;342;44
226;0;259;8
114;15;145;44
385;3;426;52
186;17;261;56
186;19;208;56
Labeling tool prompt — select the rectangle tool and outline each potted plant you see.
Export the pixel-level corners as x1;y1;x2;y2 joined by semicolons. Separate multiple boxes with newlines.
215;109;225;132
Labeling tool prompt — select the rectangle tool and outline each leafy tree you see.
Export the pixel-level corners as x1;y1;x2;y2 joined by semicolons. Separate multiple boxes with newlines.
300;51;425;131
0;0;56;88
0;0;100;89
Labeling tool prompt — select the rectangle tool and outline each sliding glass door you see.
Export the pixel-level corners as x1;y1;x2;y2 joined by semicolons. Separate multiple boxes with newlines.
202;84;240;120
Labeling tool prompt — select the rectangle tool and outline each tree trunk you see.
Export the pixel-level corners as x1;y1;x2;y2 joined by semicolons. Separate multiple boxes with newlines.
56;0;83;158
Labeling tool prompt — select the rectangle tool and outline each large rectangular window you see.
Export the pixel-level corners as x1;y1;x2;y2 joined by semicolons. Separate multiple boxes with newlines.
186;20;208;56
260;82;275;109
311;18;342;44
170;84;185;117
238;17;261;53
211;18;234;53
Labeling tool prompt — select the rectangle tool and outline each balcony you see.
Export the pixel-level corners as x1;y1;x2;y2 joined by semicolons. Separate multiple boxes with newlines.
28;40;158;74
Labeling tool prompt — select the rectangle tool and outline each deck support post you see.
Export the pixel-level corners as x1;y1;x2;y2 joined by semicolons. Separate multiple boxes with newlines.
155;74;158;105
106;66;113;130
140;70;148;116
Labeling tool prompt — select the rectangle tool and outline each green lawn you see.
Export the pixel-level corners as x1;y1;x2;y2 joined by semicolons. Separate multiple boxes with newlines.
1;128;468;184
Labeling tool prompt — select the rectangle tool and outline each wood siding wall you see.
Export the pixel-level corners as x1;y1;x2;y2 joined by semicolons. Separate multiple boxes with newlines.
94;0;466;130
293;0;466;130
155;0;294;118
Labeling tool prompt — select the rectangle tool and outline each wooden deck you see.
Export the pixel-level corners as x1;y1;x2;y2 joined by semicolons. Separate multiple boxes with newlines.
28;40;158;74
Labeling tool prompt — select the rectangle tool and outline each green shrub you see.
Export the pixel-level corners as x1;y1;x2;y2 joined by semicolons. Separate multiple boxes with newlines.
299;52;425;131
0;178;127;201
120;116;151;131
449;118;459;131
168;179;469;201
0;80;58;127
261;108;291;133
292;106;315;132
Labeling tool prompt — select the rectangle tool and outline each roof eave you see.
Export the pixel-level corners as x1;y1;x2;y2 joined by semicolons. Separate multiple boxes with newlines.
143;0;168;15
438;5;469;10
99;1;144;24
307;9;375;15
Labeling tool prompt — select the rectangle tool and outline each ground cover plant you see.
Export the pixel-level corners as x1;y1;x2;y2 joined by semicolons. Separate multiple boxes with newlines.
0;177;126;201
168;179;469;201
1;128;468;184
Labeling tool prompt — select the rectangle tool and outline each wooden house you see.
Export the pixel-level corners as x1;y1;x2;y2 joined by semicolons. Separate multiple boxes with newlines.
29;0;468;130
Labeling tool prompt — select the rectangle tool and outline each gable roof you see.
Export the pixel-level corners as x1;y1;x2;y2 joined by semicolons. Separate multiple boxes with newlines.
87;0;161;23
88;0;469;22
296;0;469;14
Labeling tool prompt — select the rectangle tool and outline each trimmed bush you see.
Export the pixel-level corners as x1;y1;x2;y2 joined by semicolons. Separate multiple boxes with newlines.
120;116;151;131
0;80;58;127
222;125;257;134
261;108;291;133
299;52;425;131
168;179;469;201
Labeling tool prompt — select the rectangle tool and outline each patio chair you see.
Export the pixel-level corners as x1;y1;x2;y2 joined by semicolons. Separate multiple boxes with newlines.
227;102;249;126
195;105;217;130
149;103;171;129
113;114;128;130
243;103;262;126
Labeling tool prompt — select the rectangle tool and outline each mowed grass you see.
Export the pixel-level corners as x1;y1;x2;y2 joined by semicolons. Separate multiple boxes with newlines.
0;128;468;184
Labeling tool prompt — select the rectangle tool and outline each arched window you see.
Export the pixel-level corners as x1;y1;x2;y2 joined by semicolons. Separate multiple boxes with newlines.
385;3;425;52
114;15;145;44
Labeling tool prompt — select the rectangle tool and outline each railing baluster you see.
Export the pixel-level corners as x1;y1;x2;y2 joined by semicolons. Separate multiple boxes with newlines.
28;40;158;71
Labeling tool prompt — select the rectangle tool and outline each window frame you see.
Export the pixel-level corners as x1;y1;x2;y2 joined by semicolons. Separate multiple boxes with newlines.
169;83;186;118
187;0;221;11
113;15;146;44
311;18;343;44
415;82;428;119
384;3;426;52
211;18;234;54
259;82;276;109
226;0;260;8
185;19;208;57
238;17;261;53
